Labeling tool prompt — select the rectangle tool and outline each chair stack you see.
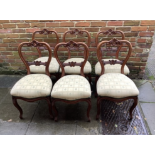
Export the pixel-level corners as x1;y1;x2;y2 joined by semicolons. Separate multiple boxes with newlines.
10;28;139;122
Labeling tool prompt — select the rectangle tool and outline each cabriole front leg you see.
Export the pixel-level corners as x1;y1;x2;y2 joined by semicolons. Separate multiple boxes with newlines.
96;97;101;120
86;99;91;122
52;99;58;122
12;96;23;119
45;97;54;119
129;97;138;120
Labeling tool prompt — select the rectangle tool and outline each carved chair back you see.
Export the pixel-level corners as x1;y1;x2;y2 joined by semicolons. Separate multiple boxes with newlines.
62;29;91;58
32;29;59;57
18;40;52;77
97;38;132;75
96;29;125;59
54;41;89;77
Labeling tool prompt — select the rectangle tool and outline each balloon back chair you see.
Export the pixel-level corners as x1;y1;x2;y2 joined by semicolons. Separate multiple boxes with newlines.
51;41;92;122
95;29;130;79
62;29;92;83
10;40;53;119
96;38;139;121
30;29;60;80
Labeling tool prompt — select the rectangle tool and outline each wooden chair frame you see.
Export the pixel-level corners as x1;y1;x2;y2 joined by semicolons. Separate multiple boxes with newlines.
12;40;53;119
32;29;60;79
51;40;91;122
96;38;138;121
95;29;126;95
62;29;92;83
95;29;125;47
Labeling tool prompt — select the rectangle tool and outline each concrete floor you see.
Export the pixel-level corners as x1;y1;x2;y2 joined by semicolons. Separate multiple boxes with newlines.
134;80;155;135
0;75;102;135
0;75;155;135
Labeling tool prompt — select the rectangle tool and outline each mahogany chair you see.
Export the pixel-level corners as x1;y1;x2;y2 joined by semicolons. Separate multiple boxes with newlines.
10;40;53;119
95;29;130;78
30;29;60;80
96;38;139;121
62;29;92;83
51;41;92;122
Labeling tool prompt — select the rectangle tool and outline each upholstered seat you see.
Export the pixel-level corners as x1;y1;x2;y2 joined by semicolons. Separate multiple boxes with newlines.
60;58;92;74
11;74;52;99
29;57;59;73
51;75;91;100
97;73;139;98
95;59;130;75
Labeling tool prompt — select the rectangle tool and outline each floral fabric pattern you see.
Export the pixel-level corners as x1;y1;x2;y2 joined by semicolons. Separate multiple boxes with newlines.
10;74;52;98
97;73;139;98
51;75;91;100
95;59;130;75
60;58;92;74
30;57;59;73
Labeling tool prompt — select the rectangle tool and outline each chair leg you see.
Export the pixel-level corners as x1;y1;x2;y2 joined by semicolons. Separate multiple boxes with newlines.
12;96;23;119
129;97;138;120
51;73;60;81
52;99;58;122
88;73;91;84
55;72;60;81
86;99;91;122
95;76;99;98
96;97;101;120
45;97;54;119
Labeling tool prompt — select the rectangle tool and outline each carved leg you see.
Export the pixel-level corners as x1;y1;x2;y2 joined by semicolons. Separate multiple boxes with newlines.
95;76;99;98
96;97;101;120
86;99;91;122
88;73;91;84
45;97;54;119
129;97;138;120
55;73;60;81
12;96;23;119
52;99;58;122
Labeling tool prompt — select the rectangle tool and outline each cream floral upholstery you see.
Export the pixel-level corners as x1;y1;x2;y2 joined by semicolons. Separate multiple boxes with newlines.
95;59;130;75
10;74;52;98
97;73;139;98
60;58;92;74
51;75;91;100
29;57;59;73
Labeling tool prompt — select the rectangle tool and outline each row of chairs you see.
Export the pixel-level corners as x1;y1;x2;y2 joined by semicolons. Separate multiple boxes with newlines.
25;29;130;83
10;29;139;122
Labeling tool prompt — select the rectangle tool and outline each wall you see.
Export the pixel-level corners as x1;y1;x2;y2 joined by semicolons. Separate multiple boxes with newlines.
0;20;155;78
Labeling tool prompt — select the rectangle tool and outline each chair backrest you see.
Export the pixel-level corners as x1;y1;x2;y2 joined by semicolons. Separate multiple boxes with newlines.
18;40;52;77
54;41;89;77
62;29;91;59
32;29;59;57
96;29;125;59
97;38;132;75
96;29;125;45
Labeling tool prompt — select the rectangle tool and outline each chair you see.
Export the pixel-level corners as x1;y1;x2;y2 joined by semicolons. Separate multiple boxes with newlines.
30;29;60;80
96;38;139;120
51;41;92;122
95;29;130;77
62;29;92;83
10;40;53;119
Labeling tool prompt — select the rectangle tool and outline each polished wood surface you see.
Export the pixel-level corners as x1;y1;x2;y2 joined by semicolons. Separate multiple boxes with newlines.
96;38;138;120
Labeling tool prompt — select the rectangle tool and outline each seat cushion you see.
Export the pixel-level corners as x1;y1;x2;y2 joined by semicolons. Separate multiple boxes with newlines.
95;59;130;75
97;73;139;98
10;74;52;98
60;58;92;74
29;57;59;73
51;75;91;100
